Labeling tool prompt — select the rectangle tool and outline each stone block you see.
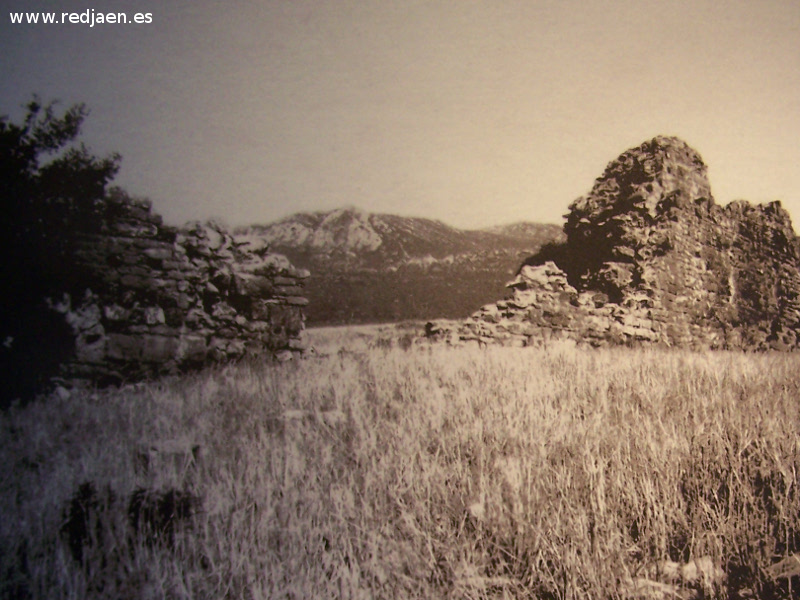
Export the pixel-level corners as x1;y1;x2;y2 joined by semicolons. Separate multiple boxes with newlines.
162;260;188;272
176;293;193;310
75;324;106;364
143;247;174;261
132;237;167;250
140;334;180;362
185;308;213;327
106;333;179;362
65;301;102;332
103;304;131;321
106;334;143;361
270;305;305;333
226;339;246;357
233;273;274;297
286;267;311;279
273;285;305;297
238;253;291;276
176;335;208;362
288;336;309;351
211;302;237;320
273;276;299;286
249;299;271;321
111;221;159;238
147;278;174;292
143;306;166;325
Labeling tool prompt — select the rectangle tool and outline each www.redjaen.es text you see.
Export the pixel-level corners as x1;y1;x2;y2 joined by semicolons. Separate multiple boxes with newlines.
9;10;152;27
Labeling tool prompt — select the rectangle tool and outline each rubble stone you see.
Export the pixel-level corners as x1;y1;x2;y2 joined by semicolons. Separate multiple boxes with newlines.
455;136;800;350
47;197;309;384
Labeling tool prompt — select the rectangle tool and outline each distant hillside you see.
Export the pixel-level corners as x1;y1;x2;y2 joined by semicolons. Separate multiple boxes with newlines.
239;208;563;325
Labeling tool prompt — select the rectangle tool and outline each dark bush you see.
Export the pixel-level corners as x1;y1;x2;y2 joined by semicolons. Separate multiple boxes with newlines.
1;97;120;406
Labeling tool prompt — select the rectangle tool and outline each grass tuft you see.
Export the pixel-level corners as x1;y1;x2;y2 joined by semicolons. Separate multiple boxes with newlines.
2;337;800;598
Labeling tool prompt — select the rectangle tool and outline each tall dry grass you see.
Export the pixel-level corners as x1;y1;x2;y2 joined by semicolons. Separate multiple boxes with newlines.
2;340;800;599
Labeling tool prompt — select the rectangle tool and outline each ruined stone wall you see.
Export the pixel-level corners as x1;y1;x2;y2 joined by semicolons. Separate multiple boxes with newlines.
454;136;800;350
53;195;309;383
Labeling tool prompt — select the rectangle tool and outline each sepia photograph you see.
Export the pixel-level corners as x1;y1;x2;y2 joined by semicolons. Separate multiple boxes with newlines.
2;1;800;598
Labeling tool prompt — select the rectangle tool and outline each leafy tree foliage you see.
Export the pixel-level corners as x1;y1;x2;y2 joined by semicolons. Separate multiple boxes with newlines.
1;97;121;404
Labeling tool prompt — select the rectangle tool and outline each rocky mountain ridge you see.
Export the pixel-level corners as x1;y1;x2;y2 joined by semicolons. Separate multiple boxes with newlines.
442;136;800;350
241;208;562;324
243;207;560;264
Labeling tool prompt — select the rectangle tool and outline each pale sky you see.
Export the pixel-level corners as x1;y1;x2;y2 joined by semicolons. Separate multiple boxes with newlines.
2;0;799;230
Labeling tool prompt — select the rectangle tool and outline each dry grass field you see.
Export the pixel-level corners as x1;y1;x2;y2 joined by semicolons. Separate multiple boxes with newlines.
2;327;800;599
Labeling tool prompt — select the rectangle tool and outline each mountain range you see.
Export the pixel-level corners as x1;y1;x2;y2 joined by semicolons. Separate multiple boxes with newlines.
238;207;562;325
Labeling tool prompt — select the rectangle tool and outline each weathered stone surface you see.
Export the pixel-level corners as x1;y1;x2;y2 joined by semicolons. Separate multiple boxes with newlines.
38;198;309;386
455;136;800;351
233;273;274;297
142;247;173;261
111;221;159;238
284;296;310;306
106;334;144;361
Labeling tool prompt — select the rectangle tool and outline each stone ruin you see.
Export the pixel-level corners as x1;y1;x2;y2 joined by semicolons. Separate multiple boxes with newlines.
452;136;800;350
48;194;309;385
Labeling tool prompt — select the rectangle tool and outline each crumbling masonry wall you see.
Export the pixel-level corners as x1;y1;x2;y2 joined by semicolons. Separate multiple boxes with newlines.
53;195;309;383
457;136;800;350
